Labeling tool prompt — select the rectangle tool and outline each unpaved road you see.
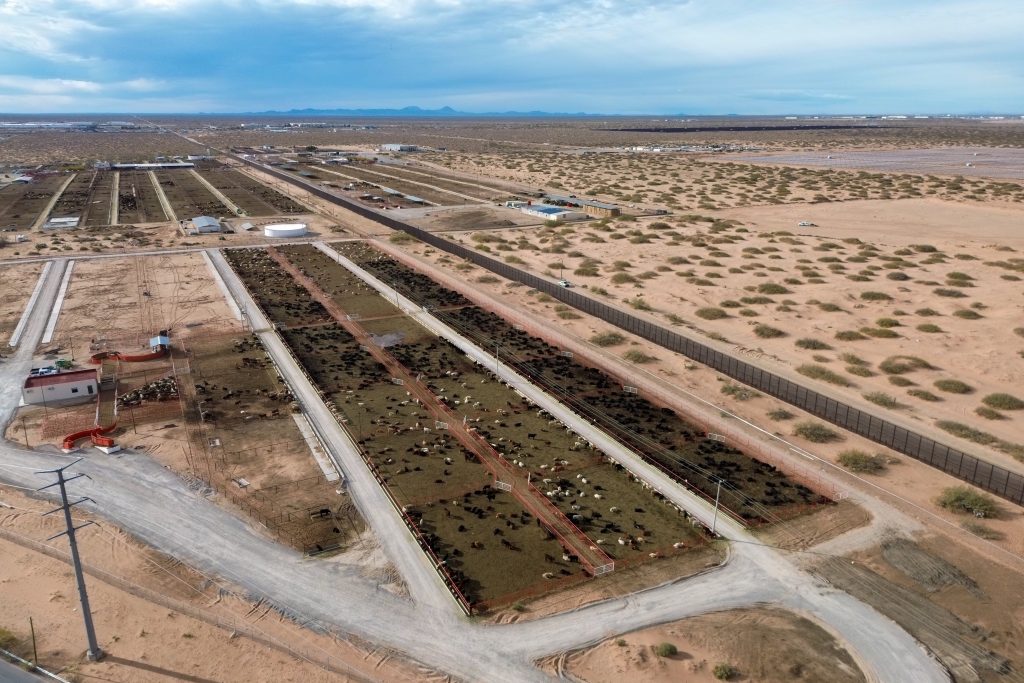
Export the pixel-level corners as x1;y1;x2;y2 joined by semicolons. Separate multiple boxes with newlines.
0;251;949;682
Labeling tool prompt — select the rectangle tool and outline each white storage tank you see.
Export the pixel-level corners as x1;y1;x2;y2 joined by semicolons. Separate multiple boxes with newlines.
263;222;308;238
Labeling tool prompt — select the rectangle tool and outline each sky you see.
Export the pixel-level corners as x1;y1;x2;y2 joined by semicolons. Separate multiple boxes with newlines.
0;0;1022;115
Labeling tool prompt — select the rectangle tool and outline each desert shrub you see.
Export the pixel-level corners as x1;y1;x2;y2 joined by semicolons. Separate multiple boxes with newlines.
846;365;875;377
574;265;599;277
768;408;795;421
934;379;973;394
797;364;852;386
908;389;941;401
1016;327;1024;338
840;353;867;366
610;272;638;284
0;626;18;651
936;486;999;518
738;308;758;317
818;302;843;312
476;275;500;284
835;330;867;341
838;450;887;474
713;663;738;681
863;392;903;409
740;295;774;305
946;271;974;281
627;297;652;311
952;309;983;320
975;406;1005;420
934;288;967;298
961;521;1003;540
557;310;581;320
719;299;742;308
757;283;790;295
936;420;998;445
623;350;657;364
916;323;943;333
654;642;678;657
794;421;842;442
879;356;933;375
982;393;1024;410
752;325;784;339
721;382;759;400
795;338;831;350
861;327;900;338
886;271;911;281
860;291;893;301
695;307;728;320
590;331;626;347
876;317;901;328
915;308;941;316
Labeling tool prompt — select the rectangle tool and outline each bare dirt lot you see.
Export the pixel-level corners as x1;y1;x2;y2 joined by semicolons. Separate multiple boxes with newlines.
0;485;422;683
732;146;1024;181
815;534;1024;683
552;607;865;683
0;261;43;344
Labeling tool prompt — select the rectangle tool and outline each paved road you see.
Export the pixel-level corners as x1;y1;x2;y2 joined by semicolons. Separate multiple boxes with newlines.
0;250;949;682
0;659;44;683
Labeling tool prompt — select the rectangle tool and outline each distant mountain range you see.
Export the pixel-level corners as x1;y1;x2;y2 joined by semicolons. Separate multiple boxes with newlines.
241;105;603;117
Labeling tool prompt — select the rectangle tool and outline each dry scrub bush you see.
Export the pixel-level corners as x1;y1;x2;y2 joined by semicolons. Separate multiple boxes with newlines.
934;379;973;394
838;450;887;474
797;364;853;387
754;324;786;339
794;421;843;443
982;393;1024;410
936;486;999;518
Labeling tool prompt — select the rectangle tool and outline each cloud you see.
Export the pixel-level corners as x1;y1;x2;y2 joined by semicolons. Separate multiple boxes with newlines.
0;0;1021;113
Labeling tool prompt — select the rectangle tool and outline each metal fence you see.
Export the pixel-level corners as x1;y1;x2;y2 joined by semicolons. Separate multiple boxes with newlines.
236;156;1024;507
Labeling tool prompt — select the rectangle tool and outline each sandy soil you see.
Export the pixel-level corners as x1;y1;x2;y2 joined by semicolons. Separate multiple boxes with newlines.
384;234;1024;559
554;607;864;683
48;252;237;362
815;533;1024;682
0;261;43;344
436;198;1024;469
0;486;422;683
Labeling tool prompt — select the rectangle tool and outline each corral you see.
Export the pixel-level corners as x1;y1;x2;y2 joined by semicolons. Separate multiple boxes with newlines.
116;169;170;223
195;163;308;216
154;169;231;218
335;241;831;524
0;174;68;231
225;244;710;610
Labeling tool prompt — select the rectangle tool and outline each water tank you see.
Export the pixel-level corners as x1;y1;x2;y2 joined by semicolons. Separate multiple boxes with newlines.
263;222;308;238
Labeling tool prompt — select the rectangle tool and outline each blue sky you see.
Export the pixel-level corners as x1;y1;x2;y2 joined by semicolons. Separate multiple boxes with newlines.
0;0;1022;114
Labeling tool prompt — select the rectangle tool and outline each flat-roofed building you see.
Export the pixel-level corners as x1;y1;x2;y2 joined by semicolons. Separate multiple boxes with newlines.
22;368;97;405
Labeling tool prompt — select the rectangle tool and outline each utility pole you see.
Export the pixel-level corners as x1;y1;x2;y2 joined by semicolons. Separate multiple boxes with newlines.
36;459;103;662
708;479;724;536
711;479;722;536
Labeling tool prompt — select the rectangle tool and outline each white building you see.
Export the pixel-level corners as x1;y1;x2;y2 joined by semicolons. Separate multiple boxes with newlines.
22;369;97;405
190;216;221;233
379;144;418;152
519;204;585;222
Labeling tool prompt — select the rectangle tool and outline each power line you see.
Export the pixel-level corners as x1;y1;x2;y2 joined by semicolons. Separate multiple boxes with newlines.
36;459;103;662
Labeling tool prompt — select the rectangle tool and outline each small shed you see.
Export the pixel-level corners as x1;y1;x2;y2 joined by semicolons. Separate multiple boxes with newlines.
191;216;221;233
22;369;97;405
